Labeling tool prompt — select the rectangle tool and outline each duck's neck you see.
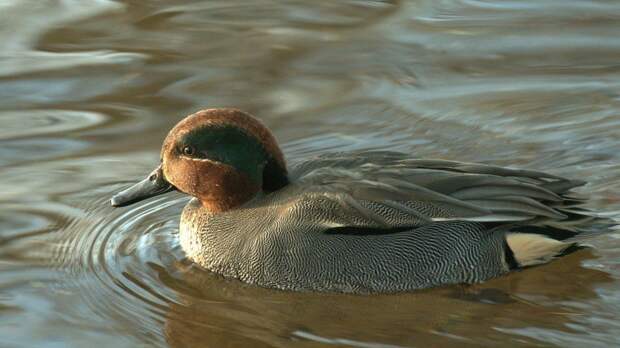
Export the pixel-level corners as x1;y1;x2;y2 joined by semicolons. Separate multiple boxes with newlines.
201;201;236;213
198;176;261;213
200;195;254;213
199;165;289;213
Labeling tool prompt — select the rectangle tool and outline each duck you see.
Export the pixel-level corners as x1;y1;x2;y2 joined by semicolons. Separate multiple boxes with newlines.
111;108;613;293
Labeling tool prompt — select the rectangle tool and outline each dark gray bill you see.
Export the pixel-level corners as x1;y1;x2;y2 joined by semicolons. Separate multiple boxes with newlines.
110;165;174;207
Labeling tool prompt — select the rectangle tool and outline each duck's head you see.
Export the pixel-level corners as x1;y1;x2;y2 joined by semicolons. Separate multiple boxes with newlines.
111;108;288;212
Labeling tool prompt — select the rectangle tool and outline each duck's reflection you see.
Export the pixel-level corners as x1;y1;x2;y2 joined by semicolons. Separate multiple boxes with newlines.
162;249;611;348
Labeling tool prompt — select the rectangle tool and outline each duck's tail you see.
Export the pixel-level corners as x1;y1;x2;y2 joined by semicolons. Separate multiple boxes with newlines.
504;213;617;268
505;233;578;267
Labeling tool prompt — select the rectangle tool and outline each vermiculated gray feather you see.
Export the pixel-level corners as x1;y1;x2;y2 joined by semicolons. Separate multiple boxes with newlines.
179;151;615;293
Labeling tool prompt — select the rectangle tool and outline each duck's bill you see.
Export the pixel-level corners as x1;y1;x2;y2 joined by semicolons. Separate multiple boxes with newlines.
110;165;175;207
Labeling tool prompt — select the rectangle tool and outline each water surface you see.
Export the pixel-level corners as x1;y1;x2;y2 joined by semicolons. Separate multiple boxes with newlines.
1;1;620;347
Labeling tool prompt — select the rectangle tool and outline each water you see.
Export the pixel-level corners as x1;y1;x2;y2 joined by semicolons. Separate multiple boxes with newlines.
1;0;620;347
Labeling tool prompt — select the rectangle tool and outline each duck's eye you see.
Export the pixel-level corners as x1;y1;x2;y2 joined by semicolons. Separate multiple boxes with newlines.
182;145;195;156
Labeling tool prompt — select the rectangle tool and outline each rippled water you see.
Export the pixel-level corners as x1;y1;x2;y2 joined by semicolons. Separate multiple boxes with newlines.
1;0;620;347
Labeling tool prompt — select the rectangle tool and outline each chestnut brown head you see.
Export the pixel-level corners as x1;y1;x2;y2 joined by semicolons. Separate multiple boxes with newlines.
111;108;288;212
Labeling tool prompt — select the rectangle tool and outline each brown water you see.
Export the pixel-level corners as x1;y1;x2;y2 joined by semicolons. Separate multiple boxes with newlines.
1;0;620;347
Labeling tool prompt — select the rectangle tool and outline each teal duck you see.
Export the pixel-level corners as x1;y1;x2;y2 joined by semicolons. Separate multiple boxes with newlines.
111;108;613;293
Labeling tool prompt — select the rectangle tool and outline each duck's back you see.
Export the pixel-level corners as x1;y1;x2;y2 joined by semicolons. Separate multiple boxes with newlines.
180;151;613;293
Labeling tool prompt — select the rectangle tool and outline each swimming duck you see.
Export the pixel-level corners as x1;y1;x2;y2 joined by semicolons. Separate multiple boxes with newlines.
111;108;612;293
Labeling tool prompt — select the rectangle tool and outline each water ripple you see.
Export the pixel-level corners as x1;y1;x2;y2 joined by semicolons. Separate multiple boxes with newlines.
0;110;106;140
0;0;145;77
51;190;188;345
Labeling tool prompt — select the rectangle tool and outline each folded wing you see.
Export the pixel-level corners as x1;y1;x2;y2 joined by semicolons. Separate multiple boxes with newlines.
288;151;590;231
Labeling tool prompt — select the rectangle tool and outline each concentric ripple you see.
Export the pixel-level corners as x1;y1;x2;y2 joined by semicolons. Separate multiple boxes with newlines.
54;187;190;345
